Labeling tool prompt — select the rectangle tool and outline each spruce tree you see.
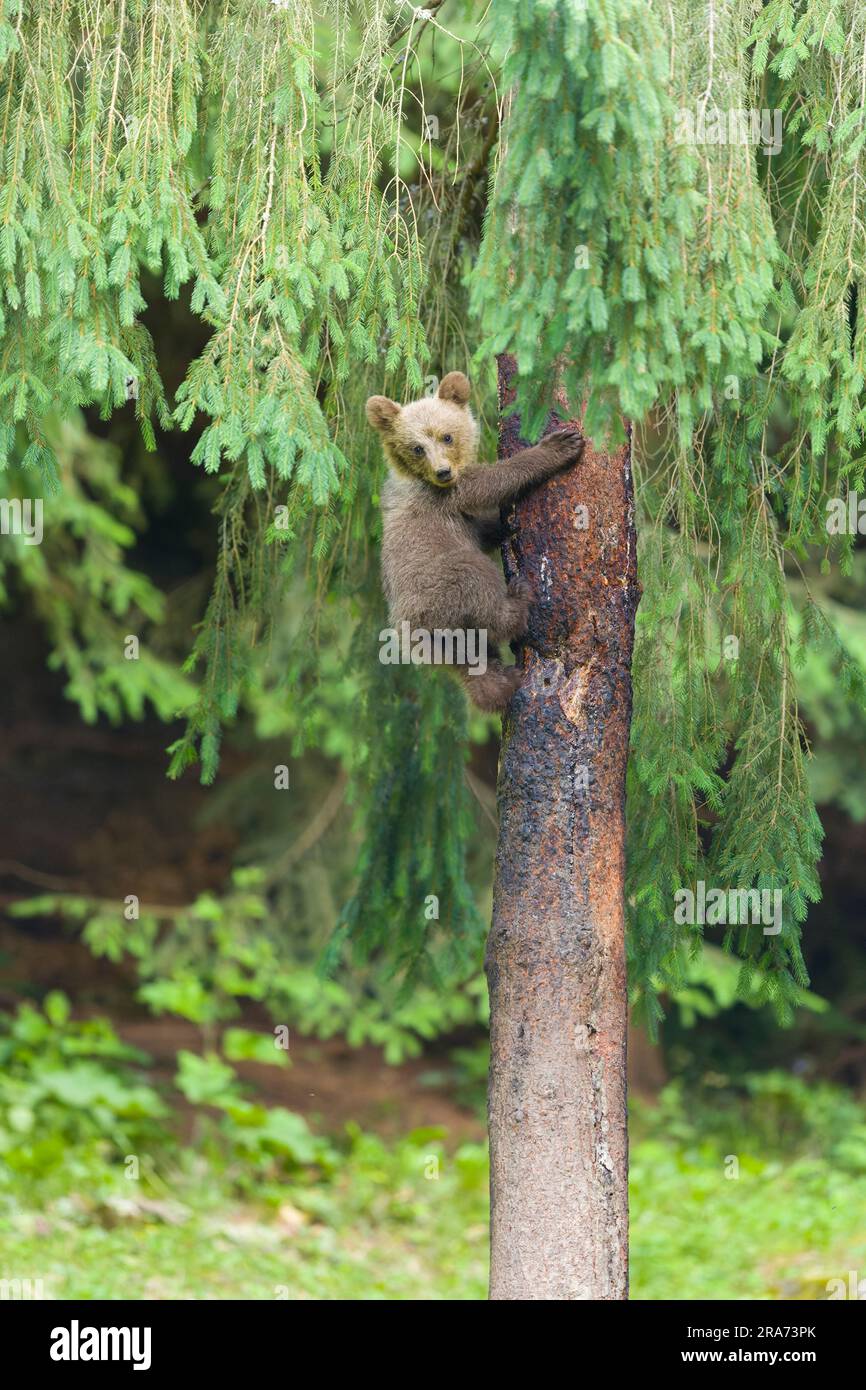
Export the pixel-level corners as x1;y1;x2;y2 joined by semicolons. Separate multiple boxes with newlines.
3;0;865;1299
468;0;866;1294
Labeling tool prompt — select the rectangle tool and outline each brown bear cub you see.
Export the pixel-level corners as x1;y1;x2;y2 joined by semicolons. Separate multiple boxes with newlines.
367;371;584;711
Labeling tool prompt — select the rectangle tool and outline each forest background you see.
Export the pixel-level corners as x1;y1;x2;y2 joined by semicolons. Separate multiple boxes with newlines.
1;0;866;1300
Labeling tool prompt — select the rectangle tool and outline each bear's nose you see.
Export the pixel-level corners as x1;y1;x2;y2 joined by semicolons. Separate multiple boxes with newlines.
436;467;452;481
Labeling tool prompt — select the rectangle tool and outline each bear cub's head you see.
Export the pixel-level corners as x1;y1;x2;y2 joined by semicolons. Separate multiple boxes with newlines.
366;372;479;489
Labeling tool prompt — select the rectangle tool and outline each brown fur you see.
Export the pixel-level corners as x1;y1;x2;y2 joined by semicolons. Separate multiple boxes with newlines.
367;372;584;711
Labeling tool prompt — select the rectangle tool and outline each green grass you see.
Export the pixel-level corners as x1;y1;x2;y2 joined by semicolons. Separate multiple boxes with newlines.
3;1131;865;1300
3;1076;866;1300
0;1130;490;1301
631;1144;866;1300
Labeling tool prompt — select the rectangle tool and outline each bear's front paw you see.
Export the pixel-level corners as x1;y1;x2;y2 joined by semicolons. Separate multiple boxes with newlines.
507;575;533;603
542;426;585;470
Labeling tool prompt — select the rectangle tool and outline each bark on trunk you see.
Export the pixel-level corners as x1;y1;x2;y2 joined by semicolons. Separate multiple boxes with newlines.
486;355;639;1301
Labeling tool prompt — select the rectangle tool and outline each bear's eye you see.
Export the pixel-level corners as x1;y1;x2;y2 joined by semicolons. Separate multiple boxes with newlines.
442;434;453;444
413;444;425;456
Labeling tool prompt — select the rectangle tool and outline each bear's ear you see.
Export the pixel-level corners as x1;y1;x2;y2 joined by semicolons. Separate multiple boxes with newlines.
437;372;471;407
366;396;400;432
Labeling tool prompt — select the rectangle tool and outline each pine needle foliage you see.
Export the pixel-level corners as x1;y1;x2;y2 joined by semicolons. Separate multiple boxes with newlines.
0;1;436;759
0;413;195;719
471;0;779;446
322;615;485;993
0;1;499;990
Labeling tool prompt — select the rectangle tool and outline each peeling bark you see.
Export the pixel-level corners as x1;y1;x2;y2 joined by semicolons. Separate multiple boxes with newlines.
486;355;639;1301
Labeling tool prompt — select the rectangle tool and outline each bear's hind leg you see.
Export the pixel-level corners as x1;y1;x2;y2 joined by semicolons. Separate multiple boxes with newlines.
458;659;522;712
486;578;532;645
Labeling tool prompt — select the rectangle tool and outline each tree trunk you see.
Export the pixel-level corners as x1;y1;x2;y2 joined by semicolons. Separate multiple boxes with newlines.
486;355;639;1301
